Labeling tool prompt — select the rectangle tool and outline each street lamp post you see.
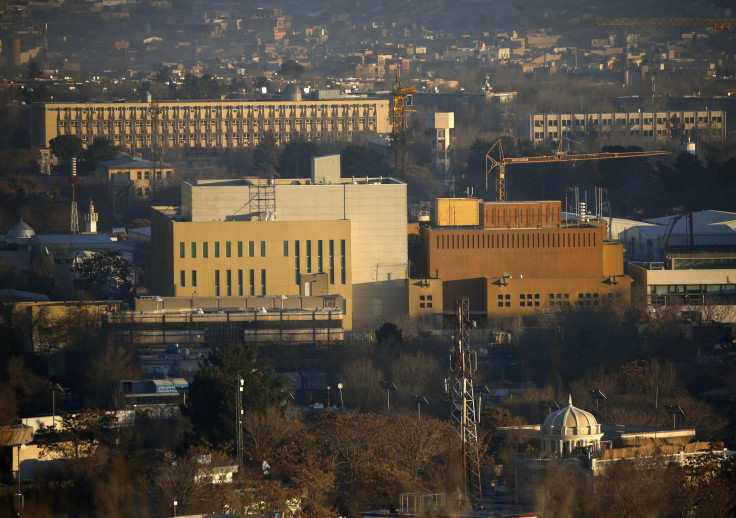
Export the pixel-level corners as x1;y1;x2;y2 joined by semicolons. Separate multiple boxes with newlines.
48;382;64;428
337;382;344;409
173;500;177;518
236;376;244;467
411;395;428;419
327;385;332;408
380;380;398;414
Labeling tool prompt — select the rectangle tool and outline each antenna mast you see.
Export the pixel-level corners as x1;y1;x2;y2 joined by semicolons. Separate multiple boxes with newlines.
69;158;80;234
449;297;482;507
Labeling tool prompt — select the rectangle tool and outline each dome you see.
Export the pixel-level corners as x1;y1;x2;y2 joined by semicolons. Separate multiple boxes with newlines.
542;395;600;437
281;83;302;101
540;395;603;457
7;219;35;239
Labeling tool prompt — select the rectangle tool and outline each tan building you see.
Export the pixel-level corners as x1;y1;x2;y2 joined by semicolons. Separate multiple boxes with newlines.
524;110;726;145
99;156;175;199
409;198;631;320
29;97;391;151
151;158;408;330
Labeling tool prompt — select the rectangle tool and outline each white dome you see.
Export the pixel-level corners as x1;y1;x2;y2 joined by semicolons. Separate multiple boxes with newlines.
542;395;600;437
7;219;35;239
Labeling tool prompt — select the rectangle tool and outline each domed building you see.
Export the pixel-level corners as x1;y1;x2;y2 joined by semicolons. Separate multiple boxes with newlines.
281;83;302;102
540;395;603;456
6;219;35;240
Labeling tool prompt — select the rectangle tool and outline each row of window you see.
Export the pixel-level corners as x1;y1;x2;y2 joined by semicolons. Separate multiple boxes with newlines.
436;231;596;250
180;240;266;259
495;292;611;308
52;103;380;117
418;294;433;309
293;240;347;285
70;131;358;147
179;268;267;297
62;119;372;131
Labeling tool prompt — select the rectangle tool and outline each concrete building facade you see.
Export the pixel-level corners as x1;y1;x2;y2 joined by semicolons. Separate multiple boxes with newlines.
409;198;631;320
29;98;391;151
524;110;726;145
151;165;407;330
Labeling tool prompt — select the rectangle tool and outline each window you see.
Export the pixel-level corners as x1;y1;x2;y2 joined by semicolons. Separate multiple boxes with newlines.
249;269;255;296
180;270;186;287
318;240;323;272
249;241;254;257
191;242;197;258
215;242;220;258
260;241;266;257
329;240;335;284
238;241;243;258
214;270;220;296
260;269;266;295
306;240;312;273
340;240;346;284
226;270;232;296
238;270;243;296
283;240;289;257
203;242;209;258
180;242;185;258
295;241;301;284
192;270;197;287
226;241;231;257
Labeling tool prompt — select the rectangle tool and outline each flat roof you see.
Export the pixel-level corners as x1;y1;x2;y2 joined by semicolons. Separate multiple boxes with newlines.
185;176;403;187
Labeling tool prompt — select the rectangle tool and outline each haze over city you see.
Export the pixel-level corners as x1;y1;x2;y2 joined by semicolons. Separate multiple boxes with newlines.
1;0;736;517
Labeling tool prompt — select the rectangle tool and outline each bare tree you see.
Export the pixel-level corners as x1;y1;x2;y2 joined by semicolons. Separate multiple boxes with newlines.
241;405;299;465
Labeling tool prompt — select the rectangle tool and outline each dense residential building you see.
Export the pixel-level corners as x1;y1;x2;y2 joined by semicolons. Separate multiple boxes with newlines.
150;156;407;330
524;110;726;146
409;198;631;320
28;96;391;151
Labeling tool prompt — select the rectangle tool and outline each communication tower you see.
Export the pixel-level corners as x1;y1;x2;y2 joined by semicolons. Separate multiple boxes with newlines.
69;158;80;234
447;297;482;507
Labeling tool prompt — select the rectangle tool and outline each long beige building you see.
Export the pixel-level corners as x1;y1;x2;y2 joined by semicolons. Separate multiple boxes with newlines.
151;156;408;330
29;97;391;151
524;110;726;146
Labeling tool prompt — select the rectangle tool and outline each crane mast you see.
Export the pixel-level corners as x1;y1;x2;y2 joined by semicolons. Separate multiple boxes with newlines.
391;68;416;179
448;297;482;507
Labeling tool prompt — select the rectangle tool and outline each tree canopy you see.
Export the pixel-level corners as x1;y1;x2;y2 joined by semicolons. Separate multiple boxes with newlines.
186;343;288;446
72;251;132;300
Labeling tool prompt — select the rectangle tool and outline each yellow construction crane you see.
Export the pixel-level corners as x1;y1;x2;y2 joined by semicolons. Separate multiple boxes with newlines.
391;68;416;179
485;139;670;201
595;17;736;30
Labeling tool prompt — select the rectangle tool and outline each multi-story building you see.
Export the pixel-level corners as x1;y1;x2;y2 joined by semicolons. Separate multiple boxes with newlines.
409;198;631;320
99;156;175;199
151;156;408;330
28;96;391;152
524;110;725;146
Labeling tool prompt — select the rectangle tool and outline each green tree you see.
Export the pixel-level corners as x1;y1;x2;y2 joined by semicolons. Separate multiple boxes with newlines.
277;135;320;179
26;61;42;80
340;145;390;178
375;322;402;347
49;134;83;167
251;131;279;177
72;251;132;300
185;343;288;446
278;59;304;81
81;137;119;174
